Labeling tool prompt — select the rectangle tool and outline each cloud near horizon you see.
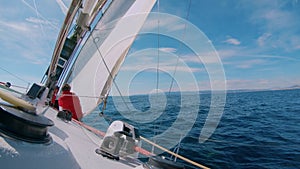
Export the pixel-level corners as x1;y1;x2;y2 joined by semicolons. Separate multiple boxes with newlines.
159;47;177;53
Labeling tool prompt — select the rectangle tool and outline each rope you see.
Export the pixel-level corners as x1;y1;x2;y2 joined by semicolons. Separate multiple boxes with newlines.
74;111;209;168
73;119;106;137
140;136;210;169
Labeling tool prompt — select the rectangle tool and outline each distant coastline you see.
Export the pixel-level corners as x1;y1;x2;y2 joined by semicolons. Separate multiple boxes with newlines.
226;84;300;94
110;85;300;97
203;85;300;94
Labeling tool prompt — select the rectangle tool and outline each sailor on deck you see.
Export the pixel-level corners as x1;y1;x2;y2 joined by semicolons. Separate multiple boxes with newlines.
58;84;83;121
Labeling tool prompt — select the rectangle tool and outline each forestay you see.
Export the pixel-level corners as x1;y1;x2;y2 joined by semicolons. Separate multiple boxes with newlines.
66;0;156;115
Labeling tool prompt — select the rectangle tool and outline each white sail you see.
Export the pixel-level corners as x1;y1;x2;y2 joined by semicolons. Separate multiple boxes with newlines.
66;0;156;114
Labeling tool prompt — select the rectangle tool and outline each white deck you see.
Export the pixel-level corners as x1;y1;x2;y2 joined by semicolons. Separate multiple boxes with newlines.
0;106;144;169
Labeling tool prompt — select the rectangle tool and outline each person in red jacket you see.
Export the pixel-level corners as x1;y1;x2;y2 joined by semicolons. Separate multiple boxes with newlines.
58;84;83;121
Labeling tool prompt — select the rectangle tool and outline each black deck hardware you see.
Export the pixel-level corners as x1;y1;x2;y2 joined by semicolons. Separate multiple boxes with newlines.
0;105;54;144
95;148;120;161
146;156;185;169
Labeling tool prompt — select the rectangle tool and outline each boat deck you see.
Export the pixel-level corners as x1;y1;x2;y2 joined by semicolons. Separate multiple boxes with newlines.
0;106;144;169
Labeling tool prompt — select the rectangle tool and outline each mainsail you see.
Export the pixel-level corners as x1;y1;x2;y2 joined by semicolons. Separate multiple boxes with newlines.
65;0;157;115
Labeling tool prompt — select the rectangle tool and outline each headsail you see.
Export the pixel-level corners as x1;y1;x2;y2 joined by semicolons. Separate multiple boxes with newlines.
65;0;157;115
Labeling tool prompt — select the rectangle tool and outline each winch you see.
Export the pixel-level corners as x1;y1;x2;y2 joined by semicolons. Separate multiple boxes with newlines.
96;120;140;160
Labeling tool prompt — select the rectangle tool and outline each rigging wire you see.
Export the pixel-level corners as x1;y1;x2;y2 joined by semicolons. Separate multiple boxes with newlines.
91;33;131;115
171;134;183;161
0;66;31;86
168;0;192;95
165;0;192;160
156;0;160;94
152;0;161;153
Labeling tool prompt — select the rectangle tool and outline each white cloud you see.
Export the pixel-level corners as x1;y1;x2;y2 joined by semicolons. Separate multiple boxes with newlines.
0;20;57;66
159;47;177;53
217;49;242;59
121;64;202;73
26;17;52;25
260;8;294;31
226;78;300;90
142;14;187;32
0;20;31;33
245;1;295;27
121;48;206;74
121;54;204;73
181;53;221;64
241;1;300;52
224;38;241;45
257;33;272;47
236;59;266;69
21;0;59;30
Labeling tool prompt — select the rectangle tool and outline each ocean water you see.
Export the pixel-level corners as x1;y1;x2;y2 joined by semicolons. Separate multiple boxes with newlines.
83;89;300;169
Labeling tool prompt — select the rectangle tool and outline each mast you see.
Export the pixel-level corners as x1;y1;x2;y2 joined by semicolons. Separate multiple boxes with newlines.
45;0;81;87
44;0;107;90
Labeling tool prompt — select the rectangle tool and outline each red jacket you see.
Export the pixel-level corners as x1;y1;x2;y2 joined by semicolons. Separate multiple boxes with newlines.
58;91;83;120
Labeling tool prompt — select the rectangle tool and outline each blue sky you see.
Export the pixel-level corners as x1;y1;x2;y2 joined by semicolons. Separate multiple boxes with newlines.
0;0;70;91
0;0;300;93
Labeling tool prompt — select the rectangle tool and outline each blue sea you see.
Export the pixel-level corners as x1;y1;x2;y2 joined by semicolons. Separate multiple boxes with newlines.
83;89;300;169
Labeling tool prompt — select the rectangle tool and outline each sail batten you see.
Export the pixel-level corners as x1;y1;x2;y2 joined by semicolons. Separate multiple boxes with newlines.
66;0;156;115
